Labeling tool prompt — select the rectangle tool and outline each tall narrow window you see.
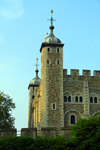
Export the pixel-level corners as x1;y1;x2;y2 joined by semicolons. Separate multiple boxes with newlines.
90;97;93;103
71;115;75;124
75;96;78;102
57;48;59;53
53;104;55;109
47;60;49;64
64;96;67;102
47;48;50;52
32;95;34;99
94;97;97;103
68;96;71;102
80;96;82;102
57;60;59;64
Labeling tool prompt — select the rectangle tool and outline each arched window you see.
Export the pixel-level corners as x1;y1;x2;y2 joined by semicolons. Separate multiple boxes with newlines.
64;96;67;102
75;96;78;102
71;115;75;124
68;96;71;102
94;97;97;103
90;97;93;103
57;60;59;64
32;95;34;99
80;96;82;102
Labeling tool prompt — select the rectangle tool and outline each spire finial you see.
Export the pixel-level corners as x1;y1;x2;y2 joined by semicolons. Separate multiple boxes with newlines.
33;58;40;70
47;10;56;26
46;33;48;37
33;58;40;84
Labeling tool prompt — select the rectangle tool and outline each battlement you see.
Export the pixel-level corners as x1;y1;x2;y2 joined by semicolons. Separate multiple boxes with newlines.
63;69;100;77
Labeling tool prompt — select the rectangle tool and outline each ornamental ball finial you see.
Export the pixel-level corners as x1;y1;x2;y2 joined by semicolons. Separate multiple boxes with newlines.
51;10;53;13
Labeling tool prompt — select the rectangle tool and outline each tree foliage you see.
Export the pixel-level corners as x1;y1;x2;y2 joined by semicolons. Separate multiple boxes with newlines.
0;91;16;130
70;111;100;149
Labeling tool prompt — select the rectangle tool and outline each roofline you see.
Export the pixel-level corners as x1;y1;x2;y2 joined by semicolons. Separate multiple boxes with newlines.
40;43;64;53
28;84;40;90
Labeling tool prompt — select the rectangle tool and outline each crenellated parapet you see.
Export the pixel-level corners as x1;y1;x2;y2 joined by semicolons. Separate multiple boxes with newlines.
63;69;100;77
94;70;100;77
71;69;79;76
82;70;90;76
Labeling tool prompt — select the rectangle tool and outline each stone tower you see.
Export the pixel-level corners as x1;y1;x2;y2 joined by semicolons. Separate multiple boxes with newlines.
40;10;64;128
28;58;41;128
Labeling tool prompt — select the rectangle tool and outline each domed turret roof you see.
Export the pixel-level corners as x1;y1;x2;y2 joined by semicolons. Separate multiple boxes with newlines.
43;25;62;44
40;10;64;53
29;69;41;86
29;75;41;85
28;58;41;89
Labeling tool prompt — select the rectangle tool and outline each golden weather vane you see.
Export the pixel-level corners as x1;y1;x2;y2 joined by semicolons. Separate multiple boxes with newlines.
33;58;40;70
47;10;56;26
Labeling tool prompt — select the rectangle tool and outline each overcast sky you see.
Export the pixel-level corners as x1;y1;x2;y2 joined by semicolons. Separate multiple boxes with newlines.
0;0;100;135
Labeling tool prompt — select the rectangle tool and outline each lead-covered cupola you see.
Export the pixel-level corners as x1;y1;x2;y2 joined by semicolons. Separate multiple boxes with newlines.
40;10;64;53
28;58;41;89
43;25;62;44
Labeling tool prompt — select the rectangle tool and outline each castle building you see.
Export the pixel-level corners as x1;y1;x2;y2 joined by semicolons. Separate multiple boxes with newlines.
28;10;100;132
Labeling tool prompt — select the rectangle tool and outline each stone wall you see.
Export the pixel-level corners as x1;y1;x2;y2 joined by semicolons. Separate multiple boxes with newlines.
0;127;76;140
1;129;16;139
21;128;37;139
41;127;56;139
46;47;64;127
63;69;100;127
32;84;41;128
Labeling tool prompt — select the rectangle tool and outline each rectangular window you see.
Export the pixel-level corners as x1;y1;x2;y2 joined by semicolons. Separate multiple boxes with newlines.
57;60;59;64
48;48;50;52
51;103;56;110
53;103;55;109
57;48;59;53
47;60;49;64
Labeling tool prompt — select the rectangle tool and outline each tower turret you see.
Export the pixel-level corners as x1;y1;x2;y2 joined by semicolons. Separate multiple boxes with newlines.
40;10;64;128
28;58;41;128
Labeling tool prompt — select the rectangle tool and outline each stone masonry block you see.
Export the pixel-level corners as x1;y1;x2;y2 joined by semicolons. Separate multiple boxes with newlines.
82;70;91;76
71;69;79;76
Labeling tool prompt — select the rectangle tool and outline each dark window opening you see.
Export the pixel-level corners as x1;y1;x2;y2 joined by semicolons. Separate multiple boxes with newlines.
94;97;97;103
90;97;93;103
53;104;55;109
75;96;78;102
47;60;49;64
71;115;75;124
57;48;59;53
57;60;59;64
80;96;82;102
68;96;71;102
32;95;34;99
64;96;67;102
48;48;50;52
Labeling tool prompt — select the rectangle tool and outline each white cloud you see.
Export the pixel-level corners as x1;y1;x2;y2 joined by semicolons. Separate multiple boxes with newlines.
0;34;5;43
0;0;25;19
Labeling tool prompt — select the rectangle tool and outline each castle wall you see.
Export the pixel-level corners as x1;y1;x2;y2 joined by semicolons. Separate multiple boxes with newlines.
63;69;100;127
0;127;75;140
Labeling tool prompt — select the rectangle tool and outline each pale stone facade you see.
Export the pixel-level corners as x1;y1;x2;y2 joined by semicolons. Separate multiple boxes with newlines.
28;12;100;136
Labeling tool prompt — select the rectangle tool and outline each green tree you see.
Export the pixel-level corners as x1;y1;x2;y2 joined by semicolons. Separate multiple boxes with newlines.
0;91;16;130
71;112;100;149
